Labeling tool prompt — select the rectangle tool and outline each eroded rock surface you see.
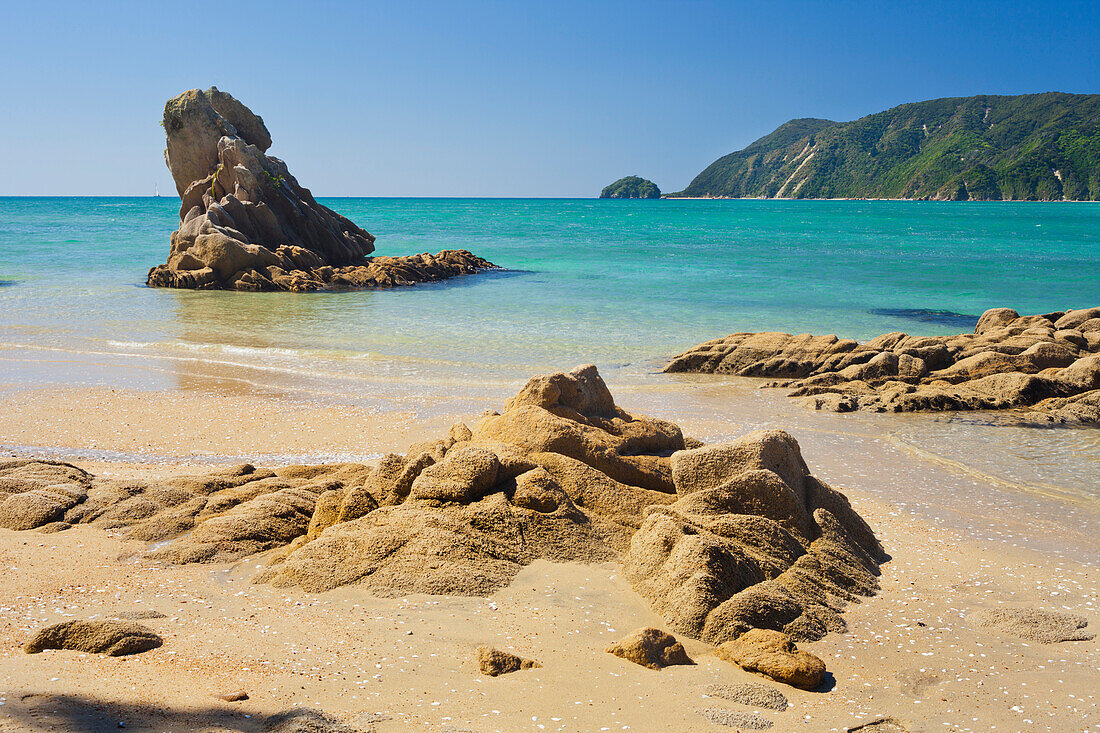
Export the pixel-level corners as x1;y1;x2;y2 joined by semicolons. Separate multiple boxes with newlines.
1;366;883;651
24;620;163;656
147;87;494;291
666;307;1100;424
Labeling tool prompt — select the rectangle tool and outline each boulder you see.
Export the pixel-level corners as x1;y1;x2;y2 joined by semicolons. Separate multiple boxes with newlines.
476;646;541;676
605;627;693;670
147;87;494;291
24;620;162;656
715;628;826;689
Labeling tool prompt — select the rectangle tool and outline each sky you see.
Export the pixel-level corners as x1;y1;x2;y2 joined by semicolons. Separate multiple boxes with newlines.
1;1;1098;197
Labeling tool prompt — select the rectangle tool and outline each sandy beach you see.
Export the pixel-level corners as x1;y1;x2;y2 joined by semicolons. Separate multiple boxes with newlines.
0;362;1096;733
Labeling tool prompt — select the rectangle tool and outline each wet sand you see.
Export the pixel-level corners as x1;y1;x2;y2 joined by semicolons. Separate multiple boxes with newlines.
0;368;1097;731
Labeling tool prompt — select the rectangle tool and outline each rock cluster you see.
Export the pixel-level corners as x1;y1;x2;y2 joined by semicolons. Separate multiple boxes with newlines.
147;87;494;291
24;620;162;656
0;365;883;655
666;307;1100;424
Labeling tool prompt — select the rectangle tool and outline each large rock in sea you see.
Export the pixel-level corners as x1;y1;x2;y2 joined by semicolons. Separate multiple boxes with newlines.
665;307;1100;424
147;87;493;291
0;366;885;649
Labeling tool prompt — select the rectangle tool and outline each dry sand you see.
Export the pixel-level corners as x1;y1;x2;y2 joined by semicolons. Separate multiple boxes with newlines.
0;380;1096;732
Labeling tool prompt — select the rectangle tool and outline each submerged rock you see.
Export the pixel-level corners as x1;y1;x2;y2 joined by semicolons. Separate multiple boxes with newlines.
605;627;693;669
715;629;826;689
24;620;163;656
476;646;541;676
1;366;884;651
665;307;1100;424
147;87;494;291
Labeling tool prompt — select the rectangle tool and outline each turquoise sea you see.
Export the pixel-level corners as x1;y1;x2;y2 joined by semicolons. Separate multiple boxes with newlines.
2;197;1099;392
2;197;1098;551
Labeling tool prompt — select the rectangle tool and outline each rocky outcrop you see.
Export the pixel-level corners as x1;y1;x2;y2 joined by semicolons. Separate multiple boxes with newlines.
605;627;693;669
0;366;883;651
666;307;1100;424
24;620;163;656
147;87;494;291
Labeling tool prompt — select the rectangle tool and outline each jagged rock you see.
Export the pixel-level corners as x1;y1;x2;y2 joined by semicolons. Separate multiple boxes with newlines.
1;366;883;651
666;307;1100;424
605;627;693;669
24;620;162;656
714;629;826;689
476;646;541;676
147;87;494;291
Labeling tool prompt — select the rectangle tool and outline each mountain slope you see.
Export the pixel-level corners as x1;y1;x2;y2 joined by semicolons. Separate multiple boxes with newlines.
670;93;1100;200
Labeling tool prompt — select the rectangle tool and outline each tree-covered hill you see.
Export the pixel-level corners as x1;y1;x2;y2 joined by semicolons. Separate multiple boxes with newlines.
669;93;1100;200
599;176;661;199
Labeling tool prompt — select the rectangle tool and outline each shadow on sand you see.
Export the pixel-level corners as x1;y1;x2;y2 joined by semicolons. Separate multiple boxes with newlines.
5;693;372;733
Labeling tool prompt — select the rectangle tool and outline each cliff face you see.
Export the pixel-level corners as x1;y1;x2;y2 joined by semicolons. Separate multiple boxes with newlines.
148;88;492;291
599;176;661;199
671;93;1100;201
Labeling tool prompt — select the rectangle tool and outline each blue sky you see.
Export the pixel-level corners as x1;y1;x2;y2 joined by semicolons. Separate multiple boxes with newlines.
2;1;1098;196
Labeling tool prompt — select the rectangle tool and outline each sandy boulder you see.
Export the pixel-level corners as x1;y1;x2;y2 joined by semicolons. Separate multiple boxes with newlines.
715;628;826;689
476;646;541;676
605;627;694;670
24;620;163;656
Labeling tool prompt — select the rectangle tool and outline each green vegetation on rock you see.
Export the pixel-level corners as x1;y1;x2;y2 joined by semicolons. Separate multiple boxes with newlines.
669;93;1100;200
600;176;661;199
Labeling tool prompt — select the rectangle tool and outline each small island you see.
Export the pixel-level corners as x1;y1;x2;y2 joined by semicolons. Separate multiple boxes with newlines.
599;175;661;199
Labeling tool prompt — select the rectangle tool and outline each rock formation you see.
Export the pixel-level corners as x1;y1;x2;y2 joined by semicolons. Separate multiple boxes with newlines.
147;87;494;291
0;365;884;652
24;620;163;656
666;307;1100;424
605;627;693;669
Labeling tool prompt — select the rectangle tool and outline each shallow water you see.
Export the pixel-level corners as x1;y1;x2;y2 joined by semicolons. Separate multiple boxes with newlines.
0;197;1098;534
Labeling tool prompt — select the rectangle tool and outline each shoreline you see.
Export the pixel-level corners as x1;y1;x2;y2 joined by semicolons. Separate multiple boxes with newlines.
0;361;1097;731
1;448;1095;732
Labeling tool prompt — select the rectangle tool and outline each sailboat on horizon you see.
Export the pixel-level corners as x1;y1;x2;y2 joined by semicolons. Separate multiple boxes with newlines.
154;183;160;198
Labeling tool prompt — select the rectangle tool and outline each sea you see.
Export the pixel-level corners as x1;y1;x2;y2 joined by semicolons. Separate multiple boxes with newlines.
3;197;1098;384
1;197;1098;550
